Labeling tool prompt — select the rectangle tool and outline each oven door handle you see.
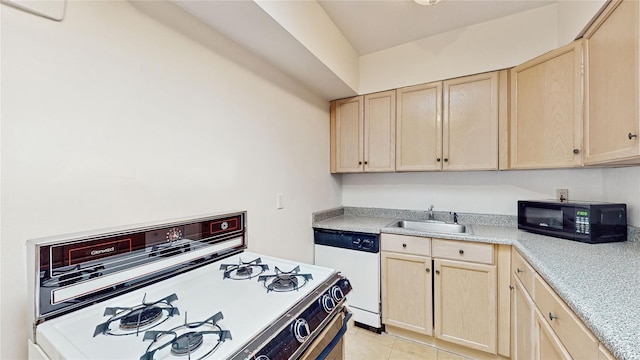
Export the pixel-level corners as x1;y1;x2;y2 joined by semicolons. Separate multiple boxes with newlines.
316;309;352;360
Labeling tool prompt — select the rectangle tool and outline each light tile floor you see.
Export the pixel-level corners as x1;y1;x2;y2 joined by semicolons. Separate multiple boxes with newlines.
344;323;475;360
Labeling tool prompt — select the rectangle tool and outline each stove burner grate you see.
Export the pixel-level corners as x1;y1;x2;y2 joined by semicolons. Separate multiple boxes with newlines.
219;257;269;280
94;293;179;337
141;312;231;360
258;266;313;292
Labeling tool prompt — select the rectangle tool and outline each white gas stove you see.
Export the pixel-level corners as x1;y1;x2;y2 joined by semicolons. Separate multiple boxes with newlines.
27;212;351;360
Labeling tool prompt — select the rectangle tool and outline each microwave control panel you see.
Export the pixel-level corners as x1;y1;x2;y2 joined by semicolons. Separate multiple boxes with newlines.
575;210;590;234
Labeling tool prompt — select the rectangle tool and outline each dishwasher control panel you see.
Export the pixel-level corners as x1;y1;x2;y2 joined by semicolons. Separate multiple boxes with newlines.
313;229;379;253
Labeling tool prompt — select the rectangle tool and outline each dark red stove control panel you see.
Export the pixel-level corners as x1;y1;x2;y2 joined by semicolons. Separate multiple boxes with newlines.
34;212;246;321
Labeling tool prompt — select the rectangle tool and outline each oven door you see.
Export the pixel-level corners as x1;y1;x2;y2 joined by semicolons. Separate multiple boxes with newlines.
300;309;350;360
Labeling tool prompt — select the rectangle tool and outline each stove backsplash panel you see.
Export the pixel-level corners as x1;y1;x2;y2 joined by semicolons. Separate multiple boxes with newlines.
30;212;247;324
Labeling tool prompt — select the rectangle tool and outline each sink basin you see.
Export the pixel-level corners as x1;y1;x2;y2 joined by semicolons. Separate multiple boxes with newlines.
396;220;471;234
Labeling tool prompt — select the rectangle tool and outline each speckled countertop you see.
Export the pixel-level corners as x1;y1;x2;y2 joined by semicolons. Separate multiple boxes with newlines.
312;208;640;360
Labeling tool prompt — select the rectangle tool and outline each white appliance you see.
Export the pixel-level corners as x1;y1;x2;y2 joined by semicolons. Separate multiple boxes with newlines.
27;212;352;360
313;229;381;331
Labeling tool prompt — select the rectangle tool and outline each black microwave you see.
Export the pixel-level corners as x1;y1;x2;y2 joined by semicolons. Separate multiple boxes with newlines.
517;200;627;243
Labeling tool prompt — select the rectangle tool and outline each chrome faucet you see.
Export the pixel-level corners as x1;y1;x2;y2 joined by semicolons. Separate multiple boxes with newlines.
451;212;459;224
428;205;435;220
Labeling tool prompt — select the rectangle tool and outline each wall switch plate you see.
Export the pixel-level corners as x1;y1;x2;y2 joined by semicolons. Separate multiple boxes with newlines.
276;193;284;209
556;189;569;202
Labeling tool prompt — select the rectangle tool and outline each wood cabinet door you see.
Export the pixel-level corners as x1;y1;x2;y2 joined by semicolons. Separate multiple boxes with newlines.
510;41;583;169
535;309;572;360
598;344;616;360
443;72;499;170
381;251;432;335
364;91;396;172
434;259;497;354
513;277;535;360
330;96;363;173
584;0;640;165
396;82;443;171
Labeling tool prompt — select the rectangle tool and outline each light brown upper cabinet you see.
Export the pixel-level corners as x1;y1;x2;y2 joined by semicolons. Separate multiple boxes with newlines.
331;96;363;173
584;0;640;165
396;81;443;171
509;41;583;169
396;71;503;172
330;91;396;173
443;72;500;171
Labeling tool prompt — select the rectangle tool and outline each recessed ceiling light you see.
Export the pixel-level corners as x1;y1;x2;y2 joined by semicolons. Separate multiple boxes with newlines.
415;0;443;5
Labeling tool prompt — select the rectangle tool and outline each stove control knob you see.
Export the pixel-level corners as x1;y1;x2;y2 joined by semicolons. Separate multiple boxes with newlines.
320;294;336;313
293;318;310;343
331;285;345;302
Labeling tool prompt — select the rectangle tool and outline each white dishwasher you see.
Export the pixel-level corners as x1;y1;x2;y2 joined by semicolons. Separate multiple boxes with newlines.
314;228;381;332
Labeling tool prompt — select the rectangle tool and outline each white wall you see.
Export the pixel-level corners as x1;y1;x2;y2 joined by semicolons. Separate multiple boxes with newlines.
359;4;559;94
0;1;341;358
557;0;607;46
342;167;640;226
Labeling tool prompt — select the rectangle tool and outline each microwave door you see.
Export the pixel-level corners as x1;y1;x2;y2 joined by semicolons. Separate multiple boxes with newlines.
525;207;563;229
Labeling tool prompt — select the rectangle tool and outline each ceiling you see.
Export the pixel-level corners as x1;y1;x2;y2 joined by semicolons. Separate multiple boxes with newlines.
317;0;556;55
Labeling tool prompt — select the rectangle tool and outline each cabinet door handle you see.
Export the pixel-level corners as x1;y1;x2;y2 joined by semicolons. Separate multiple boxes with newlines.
629;133;638;140
402;243;407;248
436;158;441;162
364;161;368;165
458;249;464;255
516;268;524;274
573;148;580;154
426;268;430;273
509;285;514;290
358;161;362;165
444;158;448;162
435;270;440;275
549;312;558;321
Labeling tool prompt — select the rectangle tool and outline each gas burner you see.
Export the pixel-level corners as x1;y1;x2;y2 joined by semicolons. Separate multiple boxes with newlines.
141;312;232;360
94;294;179;337
171;332;204;356
258;266;313;292
219;257;269;280
120;307;165;330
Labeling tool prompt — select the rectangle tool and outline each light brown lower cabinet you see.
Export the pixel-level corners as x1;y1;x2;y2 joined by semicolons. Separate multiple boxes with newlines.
512;249;614;360
535;307;572;360
512;277;535;360
381;251;432;335
381;235;510;359
434;258;497;354
599;344;616;360
513;266;575;360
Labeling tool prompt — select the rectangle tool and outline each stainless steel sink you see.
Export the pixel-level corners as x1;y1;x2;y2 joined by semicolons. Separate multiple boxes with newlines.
395;220;471;234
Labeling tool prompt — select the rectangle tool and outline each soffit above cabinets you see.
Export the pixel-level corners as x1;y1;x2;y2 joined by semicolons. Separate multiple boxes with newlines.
170;0;359;101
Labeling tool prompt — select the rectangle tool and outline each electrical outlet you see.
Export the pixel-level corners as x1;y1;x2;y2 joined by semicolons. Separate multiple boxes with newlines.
556;189;569;202
276;193;284;209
